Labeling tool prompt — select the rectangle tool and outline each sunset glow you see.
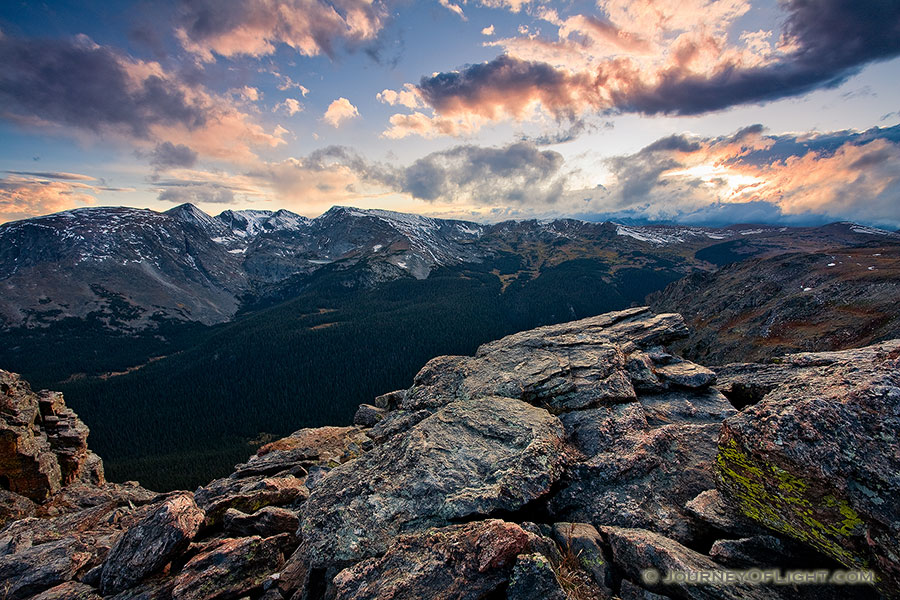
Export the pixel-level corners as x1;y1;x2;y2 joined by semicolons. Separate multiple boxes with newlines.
0;1;898;226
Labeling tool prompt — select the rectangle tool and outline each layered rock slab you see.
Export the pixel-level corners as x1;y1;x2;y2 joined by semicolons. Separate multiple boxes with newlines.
298;396;566;567
401;308;701;413
715;340;900;591
0;370;103;502
329;520;532;600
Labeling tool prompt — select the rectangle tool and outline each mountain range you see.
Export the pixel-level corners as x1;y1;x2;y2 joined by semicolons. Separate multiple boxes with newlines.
4;204;897;333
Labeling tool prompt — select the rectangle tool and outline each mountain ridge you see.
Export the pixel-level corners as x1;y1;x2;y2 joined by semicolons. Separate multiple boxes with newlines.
3;203;896;333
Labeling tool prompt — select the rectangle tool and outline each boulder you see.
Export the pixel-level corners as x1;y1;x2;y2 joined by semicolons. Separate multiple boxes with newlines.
683;489;765;538
171;534;291;600
0;488;37;528
328;520;531;600
105;576;174;600
1;371;63;501
100;493;204;595
603;526;781;600
619;579;673;600
506;553;567;600
715;340;900;592
550;423;721;544
550;386;734;545
298;396;566;566
29;581;102;600
365;408;431;443
223;506;300;538
0;537;93;600
638;389;735;428
232;426;370;478
550;522;612;591
559;403;649;458
372;389;405;410
653;361;716;390
708;535;815;569
37;480;159;518
194;475;308;527
352;404;385;427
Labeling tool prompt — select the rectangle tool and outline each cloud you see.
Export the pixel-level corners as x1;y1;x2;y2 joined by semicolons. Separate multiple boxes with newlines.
478;0;532;12
150;142;199;170
482;25;495;36
232;140;569;213
383;0;900;136
276;98;304;116
0;173;107;223
234;86;261;102
521;118;609;146
0;33;286;163
0;34;206;138
439;0;467;20
599;124;900;227
274;74;310;96
382;111;486;139
417;55;597;120
398;141;566;205
323;97;359;127
175;0;389;61
157;182;236;204
377;83;423;109
4;171;96;181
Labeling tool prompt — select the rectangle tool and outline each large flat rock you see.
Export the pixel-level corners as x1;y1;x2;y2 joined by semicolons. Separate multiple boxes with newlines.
298;396;566;566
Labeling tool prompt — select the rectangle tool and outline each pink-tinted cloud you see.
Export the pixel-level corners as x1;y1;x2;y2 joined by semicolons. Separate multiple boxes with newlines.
323;97;359;127
382;112;485;139
0;172;132;223
276;98;304;116
176;0;389;61
0;34;286;164
601;124;900;227
383;0;900;137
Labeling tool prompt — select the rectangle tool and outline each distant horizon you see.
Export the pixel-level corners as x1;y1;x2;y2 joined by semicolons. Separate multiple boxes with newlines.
4;200;899;233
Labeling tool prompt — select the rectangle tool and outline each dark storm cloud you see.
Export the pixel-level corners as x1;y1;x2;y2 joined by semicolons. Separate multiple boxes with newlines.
0;35;207;137
617;0;900;114
414;0;900;118
150;142;199;170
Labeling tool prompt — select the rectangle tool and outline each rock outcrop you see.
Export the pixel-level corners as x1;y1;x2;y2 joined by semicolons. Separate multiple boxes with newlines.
1;370;103;505
715;340;900;592
1;308;897;599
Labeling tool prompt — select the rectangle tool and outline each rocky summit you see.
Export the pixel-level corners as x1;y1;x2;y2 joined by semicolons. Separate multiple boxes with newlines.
1;307;898;599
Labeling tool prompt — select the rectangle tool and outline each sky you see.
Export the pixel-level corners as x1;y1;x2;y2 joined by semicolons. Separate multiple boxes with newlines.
1;0;899;227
